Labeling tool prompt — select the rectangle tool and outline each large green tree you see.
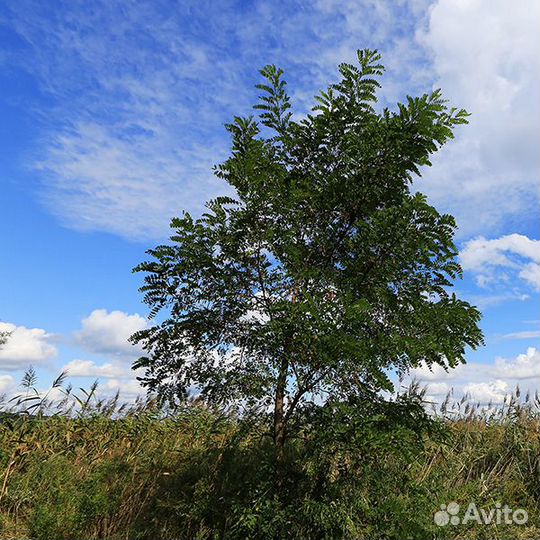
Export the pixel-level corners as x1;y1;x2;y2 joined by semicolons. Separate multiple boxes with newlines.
132;50;483;462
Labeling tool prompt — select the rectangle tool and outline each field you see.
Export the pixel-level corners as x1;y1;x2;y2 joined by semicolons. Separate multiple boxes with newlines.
0;380;538;540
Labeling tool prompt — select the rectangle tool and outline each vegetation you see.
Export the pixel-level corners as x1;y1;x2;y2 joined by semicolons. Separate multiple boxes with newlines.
131;49;483;470
0;52;532;540
0;376;538;540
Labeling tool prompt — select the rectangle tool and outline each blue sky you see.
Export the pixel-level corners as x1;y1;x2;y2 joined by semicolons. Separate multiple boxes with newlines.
0;0;538;404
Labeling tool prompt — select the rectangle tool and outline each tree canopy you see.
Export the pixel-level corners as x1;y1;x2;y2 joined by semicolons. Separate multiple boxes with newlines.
131;49;484;457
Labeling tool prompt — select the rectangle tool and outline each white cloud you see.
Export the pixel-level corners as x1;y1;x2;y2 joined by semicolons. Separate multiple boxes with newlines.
519;263;540;292
492;347;540;380
0;375;16;395
409;347;540;404
501;330;540;340
423;381;450;396
0;322;57;370
410;361;454;382
103;378;145;400
463;380;509;404
460;234;540;291
4;2;245;240
2;0;432;240
417;0;540;236
37;121;231;240
75;309;147;357
4;0;537;242
460;234;540;271
462;292;530;311
63;359;129;379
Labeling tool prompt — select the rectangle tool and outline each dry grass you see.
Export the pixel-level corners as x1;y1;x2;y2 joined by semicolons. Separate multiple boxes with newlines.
0;373;537;539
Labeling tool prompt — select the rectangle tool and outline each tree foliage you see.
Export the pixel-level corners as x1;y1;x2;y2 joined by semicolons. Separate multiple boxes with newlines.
131;49;484;455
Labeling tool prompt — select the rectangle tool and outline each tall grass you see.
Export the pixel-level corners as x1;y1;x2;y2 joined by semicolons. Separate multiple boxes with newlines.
0;372;538;540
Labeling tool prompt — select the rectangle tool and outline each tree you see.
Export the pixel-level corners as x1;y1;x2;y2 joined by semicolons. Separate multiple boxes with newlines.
131;49;484;466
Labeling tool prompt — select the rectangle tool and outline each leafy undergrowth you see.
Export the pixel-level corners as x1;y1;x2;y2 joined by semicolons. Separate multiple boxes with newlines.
0;380;537;540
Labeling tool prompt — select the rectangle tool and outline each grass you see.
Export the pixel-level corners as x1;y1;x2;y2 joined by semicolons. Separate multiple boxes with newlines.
0;373;538;540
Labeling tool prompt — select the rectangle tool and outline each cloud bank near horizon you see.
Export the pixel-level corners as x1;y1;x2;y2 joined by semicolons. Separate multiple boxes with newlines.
0;308;537;404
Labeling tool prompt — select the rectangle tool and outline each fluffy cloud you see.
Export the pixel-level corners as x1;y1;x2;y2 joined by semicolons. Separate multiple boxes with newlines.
62;359;129;379
462;380;509;405
61;359;146;401
422;381;450;396
0;322;57;370
0;375;16;395
409;347;540;404
492;347;540;380
103;378;145;400
418;0;539;236
74;309;147;357
459;234;540;291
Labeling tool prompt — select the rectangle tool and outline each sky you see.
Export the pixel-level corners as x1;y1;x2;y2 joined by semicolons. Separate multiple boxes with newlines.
0;0;538;406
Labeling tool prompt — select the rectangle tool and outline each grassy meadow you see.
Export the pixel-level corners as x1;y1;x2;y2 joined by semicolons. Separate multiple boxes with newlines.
0;377;538;540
